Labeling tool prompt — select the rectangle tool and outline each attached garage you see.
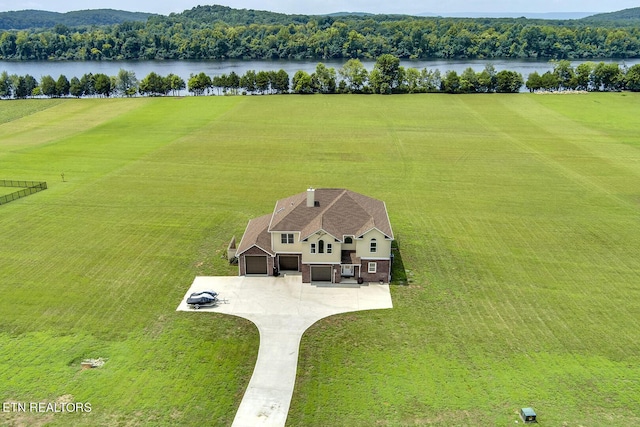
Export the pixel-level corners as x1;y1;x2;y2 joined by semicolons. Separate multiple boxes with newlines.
279;256;299;271
245;256;268;275
310;266;332;282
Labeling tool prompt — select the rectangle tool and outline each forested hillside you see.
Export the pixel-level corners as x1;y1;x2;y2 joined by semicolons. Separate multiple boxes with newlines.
0;5;639;60
0;9;153;30
583;7;640;23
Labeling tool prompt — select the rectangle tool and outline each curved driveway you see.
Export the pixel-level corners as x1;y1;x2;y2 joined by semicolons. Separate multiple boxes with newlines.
177;275;393;427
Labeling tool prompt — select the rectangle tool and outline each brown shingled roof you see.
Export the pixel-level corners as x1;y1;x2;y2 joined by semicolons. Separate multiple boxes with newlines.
236;214;274;256
268;189;393;242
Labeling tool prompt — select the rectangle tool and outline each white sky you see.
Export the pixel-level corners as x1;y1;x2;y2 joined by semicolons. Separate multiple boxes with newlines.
0;0;637;15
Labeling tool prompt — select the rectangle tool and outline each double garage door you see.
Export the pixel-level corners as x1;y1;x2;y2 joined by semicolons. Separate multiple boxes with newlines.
245;256;267;275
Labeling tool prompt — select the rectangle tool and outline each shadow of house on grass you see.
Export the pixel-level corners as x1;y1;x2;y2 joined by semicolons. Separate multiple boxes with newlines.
391;240;408;286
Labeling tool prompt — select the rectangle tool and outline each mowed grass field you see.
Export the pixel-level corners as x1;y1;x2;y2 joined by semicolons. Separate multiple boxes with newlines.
0;93;639;426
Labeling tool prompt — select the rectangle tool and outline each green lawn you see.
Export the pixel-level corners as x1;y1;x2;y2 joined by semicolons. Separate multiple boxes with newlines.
0;187;19;197
0;93;639;426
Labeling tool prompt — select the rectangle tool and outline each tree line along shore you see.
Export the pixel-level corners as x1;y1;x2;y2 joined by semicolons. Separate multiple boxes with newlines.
2;55;639;99
1;5;640;61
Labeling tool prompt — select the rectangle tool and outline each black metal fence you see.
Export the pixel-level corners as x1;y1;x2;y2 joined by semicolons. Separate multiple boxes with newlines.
0;180;47;205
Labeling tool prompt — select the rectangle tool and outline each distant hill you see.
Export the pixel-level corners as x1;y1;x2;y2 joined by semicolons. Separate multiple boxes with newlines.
583;7;640;21
420;11;595;19
179;5;311;25
0;9;154;30
326;12;376;17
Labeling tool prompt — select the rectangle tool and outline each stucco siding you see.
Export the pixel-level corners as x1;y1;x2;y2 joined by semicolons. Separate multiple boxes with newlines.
271;232;302;254
356;229;392;259
301;234;341;263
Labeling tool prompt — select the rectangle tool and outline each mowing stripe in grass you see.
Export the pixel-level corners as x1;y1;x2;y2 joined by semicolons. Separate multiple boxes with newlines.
0;94;638;426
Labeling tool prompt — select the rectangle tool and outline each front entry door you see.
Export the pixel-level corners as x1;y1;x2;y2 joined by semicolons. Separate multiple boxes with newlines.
341;265;353;277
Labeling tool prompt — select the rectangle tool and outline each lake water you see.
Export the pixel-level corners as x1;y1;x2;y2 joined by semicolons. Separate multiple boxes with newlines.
1;58;638;94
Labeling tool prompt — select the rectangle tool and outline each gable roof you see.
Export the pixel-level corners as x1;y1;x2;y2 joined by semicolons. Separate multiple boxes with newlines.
268;189;393;241
235;213;275;256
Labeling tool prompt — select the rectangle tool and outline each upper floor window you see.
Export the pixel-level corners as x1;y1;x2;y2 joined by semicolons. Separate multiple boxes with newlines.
370;238;377;253
281;233;294;244
344;237;353;244
310;243;316;254
318;239;325;254
327;243;332;254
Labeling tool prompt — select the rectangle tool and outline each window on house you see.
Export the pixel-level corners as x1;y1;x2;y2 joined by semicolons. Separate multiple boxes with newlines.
318;239;324;254
281;233;294;244
370;238;377;253
344;237;353;244
327;243;332;254
310;243;316;254
368;262;377;273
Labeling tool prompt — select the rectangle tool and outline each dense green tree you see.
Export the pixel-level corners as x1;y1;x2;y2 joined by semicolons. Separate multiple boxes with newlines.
369;54;401;94
186;72;210;96
93;73;112;97
255;70;270;94
540;71;560;91
24;74;37;94
166;73;185;96
292;70;313;94
270;69;289;94
460;67;479;93
69;76;83;97
240;70;257;94
442;70;461;94
420;68;442;92
593;62;623;91
575;62;595;90
338;58;368;92
115;69;138;97
495;70;524;93
40;74;57;97
625;63;640;91
13;75;28;98
0;70;11;97
526;72;543;92
477;65;497;93
552;60;576;90
312;63;337;94
80;73;95;96
211;75;224;95
227;71;240;94
56;74;70;97
404;67;422;93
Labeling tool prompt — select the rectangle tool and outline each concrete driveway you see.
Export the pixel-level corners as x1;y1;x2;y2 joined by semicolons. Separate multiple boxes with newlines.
176;275;393;427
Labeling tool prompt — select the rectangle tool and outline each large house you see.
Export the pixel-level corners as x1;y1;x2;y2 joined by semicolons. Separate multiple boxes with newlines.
235;188;394;284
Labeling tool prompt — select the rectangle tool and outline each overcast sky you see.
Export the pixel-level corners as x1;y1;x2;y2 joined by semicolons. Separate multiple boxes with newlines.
1;0;637;16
